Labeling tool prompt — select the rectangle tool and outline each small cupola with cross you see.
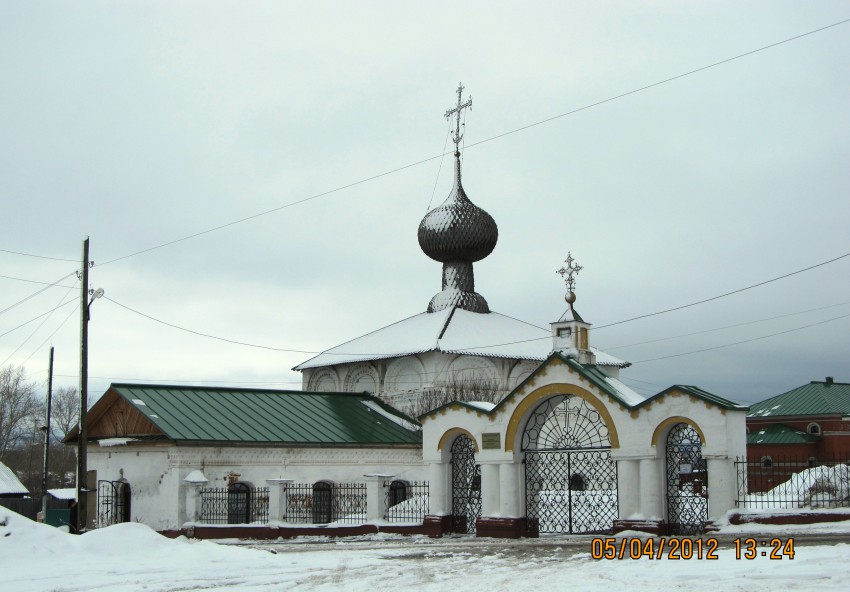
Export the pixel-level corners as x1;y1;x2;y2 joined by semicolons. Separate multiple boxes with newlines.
551;252;596;364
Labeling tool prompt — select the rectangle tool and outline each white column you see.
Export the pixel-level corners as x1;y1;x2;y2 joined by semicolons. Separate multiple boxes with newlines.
428;462;448;515
364;474;393;521
707;458;736;520
639;458;662;520
480;463;500;517
265;479;291;523
498;462;521;517
183;484;205;524
617;459;640;519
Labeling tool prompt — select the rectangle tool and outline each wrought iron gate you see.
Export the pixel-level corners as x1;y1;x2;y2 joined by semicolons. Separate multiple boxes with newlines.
523;395;618;534
666;422;708;535
97;480;131;527
451;434;481;534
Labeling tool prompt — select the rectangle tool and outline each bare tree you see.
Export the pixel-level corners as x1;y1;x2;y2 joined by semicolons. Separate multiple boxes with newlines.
0;365;40;460
50;386;79;440
49;386;80;488
409;375;502;418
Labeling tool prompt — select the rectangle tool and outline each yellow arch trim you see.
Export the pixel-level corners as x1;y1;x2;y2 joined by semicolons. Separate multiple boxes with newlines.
504;383;620;452
437;427;479;453
651;416;706;447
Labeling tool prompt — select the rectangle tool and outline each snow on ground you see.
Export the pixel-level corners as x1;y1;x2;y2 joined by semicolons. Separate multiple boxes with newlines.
2;506;850;592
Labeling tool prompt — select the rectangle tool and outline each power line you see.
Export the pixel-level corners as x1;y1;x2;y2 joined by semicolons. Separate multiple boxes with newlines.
1;279;79;367
0;273;77;288
103;296;318;354
0;298;78;339
0;248;77;262
593;252;850;330
0;271;78;317
631;312;850;364
98;18;850;267
600;300;850;350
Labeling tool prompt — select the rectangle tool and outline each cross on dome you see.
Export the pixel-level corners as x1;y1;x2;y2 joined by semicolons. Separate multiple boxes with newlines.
556;252;583;295
444;82;472;152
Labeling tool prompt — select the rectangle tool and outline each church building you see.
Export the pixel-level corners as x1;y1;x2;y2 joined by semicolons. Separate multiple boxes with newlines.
73;85;748;538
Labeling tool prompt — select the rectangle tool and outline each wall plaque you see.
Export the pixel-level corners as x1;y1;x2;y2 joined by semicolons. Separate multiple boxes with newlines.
482;433;501;450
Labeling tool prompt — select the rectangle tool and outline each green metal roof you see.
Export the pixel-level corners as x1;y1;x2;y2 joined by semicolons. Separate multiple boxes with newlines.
747;423;820;445
102;384;422;446
638;384;748;412
748;380;850;418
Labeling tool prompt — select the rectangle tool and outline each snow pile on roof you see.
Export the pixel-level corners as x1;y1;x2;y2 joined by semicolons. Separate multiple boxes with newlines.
97;437;139;447
361;400;420;432
0;461;28;496
47;488;77;501
295;307;629;370
464;401;496;412
603;376;646;407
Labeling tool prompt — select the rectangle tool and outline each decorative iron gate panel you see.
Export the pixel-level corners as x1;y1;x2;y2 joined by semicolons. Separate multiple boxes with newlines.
525;449;617;533
666;423;708;535
97;480;130;527
451;434;481;534
523;395;618;534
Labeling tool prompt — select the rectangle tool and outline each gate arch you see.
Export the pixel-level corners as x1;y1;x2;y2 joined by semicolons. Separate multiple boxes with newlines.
665;422;708;534
523;394;618;534
450;434;481;534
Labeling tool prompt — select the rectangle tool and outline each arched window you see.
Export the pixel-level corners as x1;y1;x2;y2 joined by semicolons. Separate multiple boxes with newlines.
807;423;822;436
760;456;773;469
389;480;409;507
227;482;251;524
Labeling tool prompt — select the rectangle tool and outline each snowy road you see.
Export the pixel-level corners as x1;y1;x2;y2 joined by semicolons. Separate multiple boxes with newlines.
3;507;850;592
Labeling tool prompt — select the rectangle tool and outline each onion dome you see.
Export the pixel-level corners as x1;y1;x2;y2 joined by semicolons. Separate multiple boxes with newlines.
418;153;498;313
418;155;498;263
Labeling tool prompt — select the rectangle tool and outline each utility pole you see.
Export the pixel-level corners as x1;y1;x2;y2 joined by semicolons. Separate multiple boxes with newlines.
77;238;89;532
41;346;54;521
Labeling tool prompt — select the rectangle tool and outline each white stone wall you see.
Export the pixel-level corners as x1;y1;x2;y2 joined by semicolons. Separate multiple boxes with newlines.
88;444;425;531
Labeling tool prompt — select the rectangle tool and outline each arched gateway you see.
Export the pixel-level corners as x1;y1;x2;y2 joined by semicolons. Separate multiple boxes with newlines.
523;394;618;534
665;422;708;534
450;434;481;534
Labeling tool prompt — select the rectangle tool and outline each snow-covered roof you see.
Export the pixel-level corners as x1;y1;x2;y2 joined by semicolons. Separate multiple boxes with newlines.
0;461;28;496
47;488;76;501
294;307;629;370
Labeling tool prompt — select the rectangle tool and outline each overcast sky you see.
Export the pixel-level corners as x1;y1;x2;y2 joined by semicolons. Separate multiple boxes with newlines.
2;1;848;407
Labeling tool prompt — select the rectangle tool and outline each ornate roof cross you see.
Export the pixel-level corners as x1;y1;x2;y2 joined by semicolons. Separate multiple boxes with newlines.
444;83;472;152
556;252;583;294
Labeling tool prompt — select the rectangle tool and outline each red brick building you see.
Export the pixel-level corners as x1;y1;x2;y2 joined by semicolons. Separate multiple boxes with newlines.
746;378;850;491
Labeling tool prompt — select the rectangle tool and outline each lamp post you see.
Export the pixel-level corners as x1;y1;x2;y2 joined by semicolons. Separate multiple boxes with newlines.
76;237;103;532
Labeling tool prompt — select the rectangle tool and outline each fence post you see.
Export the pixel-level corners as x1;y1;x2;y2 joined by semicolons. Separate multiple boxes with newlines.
364;474;393;521
182;471;209;525
265;479;292;523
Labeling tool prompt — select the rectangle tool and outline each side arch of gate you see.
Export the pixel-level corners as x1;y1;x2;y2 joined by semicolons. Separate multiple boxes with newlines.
513;386;620;534
661;420;709;535
442;432;481;535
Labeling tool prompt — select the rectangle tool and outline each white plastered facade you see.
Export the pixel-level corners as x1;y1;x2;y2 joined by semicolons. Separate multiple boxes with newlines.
87;444;425;531
421;355;747;525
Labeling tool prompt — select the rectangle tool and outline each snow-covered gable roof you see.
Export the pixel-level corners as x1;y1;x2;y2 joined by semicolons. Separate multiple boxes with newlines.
0;461;28;496
294;307;629;370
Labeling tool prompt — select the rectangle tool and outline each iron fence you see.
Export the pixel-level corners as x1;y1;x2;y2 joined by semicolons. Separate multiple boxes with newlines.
383;480;429;522
283;482;367;525
199;486;269;524
735;456;850;509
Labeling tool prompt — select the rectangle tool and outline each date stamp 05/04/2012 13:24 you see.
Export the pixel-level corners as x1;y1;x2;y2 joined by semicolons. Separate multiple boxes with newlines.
590;537;796;561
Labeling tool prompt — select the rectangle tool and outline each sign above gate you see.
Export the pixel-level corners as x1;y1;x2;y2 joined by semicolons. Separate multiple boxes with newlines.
482;433;501;449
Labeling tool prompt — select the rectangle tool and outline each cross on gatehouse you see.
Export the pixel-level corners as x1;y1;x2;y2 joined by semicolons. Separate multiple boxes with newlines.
556;252;583;294
445;83;472;152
